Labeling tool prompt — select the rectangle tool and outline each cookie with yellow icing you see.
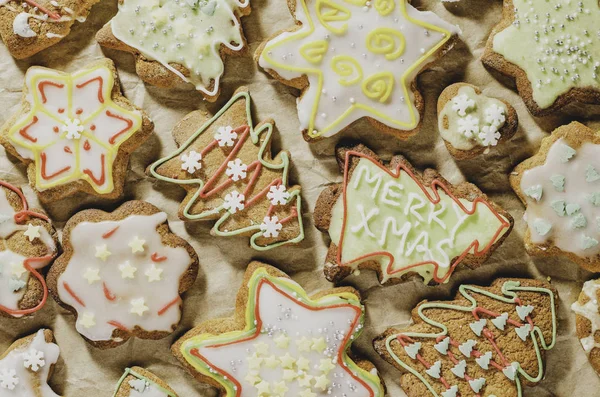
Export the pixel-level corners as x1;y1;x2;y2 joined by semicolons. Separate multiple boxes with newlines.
0;0;99;59
482;0;600;116
113;367;178;397
255;0;461;142
96;0;251;102
172;261;386;397
0;58;154;203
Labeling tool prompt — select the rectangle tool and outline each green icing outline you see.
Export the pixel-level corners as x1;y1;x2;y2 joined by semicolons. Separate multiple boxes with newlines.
148;90;304;251
180;267;385;397
112;368;176;397
384;280;557;397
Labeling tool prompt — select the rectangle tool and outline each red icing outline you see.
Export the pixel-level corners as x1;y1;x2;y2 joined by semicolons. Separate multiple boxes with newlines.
151;252;167;263
337;151;511;283
103;282;116;302
75;76;104;104
102;226;119;239
82;153;106;186
158;297;181;316
41;152;71;180
19;116;38;143
62;281;85;307
105;110;134;145
38;81;65;104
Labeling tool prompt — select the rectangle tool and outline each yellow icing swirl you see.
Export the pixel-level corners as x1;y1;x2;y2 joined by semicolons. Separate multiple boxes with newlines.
366;28;405;60
331;56;364;86
316;0;351;34
362;72;395;103
300;40;329;64
374;0;395;16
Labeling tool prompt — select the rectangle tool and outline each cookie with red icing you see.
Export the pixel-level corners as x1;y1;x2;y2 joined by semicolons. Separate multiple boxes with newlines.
47;200;199;349
0;179;58;318
0;58;154;202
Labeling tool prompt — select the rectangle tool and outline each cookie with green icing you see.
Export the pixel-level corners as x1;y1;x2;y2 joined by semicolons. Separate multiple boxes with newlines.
314;143;513;285
511;122;600;272
374;278;558;397
96;0;251;102
482;0;600;116
437;83;518;160
113;367;177;397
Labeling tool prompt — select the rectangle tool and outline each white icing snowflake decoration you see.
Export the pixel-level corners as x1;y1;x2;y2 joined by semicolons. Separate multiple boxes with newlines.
223;191;245;214
484;104;506;127
62;118;84;140
479;125;501;147
267;185;290;206
0;369;19;390
451;94;475;117
260;216;283;238
457;115;480;138
23;349;45;372
181;151;203;174
226;158;248;181
214;126;238;147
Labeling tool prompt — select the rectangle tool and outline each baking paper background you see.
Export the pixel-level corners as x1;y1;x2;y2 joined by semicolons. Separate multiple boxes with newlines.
1;0;599;395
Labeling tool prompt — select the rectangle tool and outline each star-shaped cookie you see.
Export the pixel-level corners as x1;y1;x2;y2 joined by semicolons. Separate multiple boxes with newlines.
173;261;385;397
256;0;460;141
96;0;251;102
0;58;154;202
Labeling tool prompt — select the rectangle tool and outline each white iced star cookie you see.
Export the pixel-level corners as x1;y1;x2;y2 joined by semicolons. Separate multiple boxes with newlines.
173;262;385;397
256;0;460;141
437;83;518;160
114;367;178;397
482;0;600;116
96;0;251;102
47;201;199;348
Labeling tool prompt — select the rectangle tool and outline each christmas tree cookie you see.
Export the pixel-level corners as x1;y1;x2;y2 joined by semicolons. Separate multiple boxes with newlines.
0;179;58;318
482;0;600;116
0;329;61;396
0;59;154;202
511;122;600;272
173;261;385;397
148;87;304;251
0;0;100;59
47;201;199;349
256;0;461;141
374;278;558;397
113;367;177;397
96;0;251;102
314;143;513;285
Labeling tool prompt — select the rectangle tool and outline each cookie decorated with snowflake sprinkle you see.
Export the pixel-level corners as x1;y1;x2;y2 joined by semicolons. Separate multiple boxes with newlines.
482;0;600;116
148;87;304;251
255;0;460;141
437;83;518;160
511;122;600;272
47;200;199;349
374;278;558;397
113;367;177;397
0;329;61;396
0;0;100;59
96;0;251;102
0;58;154;203
314;143;513;285
172;261;385;397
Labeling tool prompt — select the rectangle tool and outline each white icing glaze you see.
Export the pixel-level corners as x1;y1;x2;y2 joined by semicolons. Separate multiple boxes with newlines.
56;212;194;342
572;279;600;354
13;12;37;38
0;330;60;396
129;380;167;397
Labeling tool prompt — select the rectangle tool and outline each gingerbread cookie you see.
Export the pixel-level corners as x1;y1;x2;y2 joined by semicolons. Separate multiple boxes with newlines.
148;87;304;251
0;0;99;59
96;0;251;102
374;278;558;397
314;144;513;285
47;201;199;349
256;0;460;141
437;83;518;160
173;261;385;397
482;0;600;116
511;122;600;272
0;180;58;318
114;367;177;397
0;58;154;203
0;329;61;396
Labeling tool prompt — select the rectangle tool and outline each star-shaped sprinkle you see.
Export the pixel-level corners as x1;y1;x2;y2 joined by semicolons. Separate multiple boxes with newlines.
83;268;101;284
129;236;146;253
130;298;149;316
10;262;27;278
279;353;296;369
145;264;163;282
313;374;330;391
311;337;327;353
23;224;41;242
274;333;290;349
80;312;96;329
95;244;111;261
119;261;138;279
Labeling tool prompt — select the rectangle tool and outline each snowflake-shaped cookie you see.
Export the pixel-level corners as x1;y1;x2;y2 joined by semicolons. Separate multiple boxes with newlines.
22;349;45;372
267;185;290;206
181;151;203;174
223;191;245;214
0;369;19;390
485;104;506;127
214;126;238;147
451;94;476;117
260;216;283;238
457;115;480;138
226;159;248;181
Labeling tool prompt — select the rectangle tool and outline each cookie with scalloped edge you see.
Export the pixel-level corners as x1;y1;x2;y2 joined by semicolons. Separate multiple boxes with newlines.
438;83;518;160
113;367;178;397
96;0;251;102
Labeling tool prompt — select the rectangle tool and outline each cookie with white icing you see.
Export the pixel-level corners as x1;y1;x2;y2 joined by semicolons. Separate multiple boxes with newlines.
314;143;513;285
148;87;304;251
96;0;251;102
255;0;461;142
437;83;518;160
0;179;58;318
374;278;558;397
47;200;199;349
572;279;600;377
511;122;600;272
0;58;154;203
0;329;61;396
0;0;99;59
482;0;600;116
113;367;177;397
172;261;385;397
